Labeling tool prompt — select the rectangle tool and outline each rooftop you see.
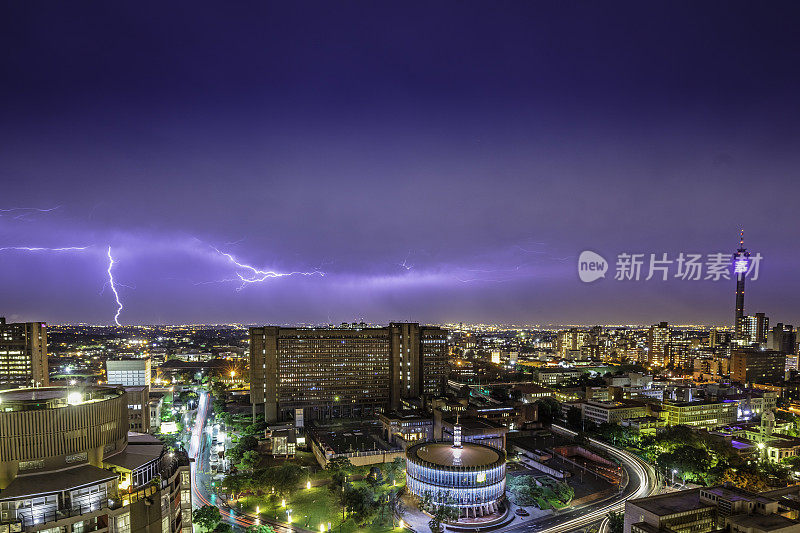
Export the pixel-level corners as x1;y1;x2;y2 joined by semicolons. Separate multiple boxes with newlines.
0;464;117;500
0;386;123;411
629;488;710;516
408;442;503;468
726;513;799;531
104;443;164;471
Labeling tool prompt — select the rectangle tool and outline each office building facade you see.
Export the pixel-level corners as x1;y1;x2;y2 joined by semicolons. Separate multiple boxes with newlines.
731;349;786;385
743;313;769;345
250;323;448;422
0;318;48;388
660;400;738;430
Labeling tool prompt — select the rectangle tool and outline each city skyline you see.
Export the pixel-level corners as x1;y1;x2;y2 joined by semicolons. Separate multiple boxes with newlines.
2;2;800;326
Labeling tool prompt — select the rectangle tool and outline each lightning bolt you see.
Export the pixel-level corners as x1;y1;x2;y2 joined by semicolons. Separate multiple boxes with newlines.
0;206;62;214
0;246;89;252
106;246;124;326
0;206;63;221
212;246;325;290
398;250;413;271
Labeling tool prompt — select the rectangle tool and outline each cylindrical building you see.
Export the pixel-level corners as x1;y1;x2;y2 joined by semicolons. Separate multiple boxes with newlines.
406;441;506;519
0;386;193;533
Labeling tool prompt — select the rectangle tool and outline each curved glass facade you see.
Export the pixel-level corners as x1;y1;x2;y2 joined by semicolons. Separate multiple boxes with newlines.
406;442;506;516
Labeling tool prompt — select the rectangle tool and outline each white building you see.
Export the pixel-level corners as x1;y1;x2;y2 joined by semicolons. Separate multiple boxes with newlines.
106;358;151;387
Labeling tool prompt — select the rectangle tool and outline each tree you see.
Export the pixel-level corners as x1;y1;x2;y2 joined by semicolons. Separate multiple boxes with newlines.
221;473;249;498
607;511;624;533
760;461;790;486
386;456;405;484
246;526;276;533
535;397;561;426
326;456;353;490
566;406;583;431
239;449;261;471
718;468;769;492
657;444;713;483
229;434;259;462
428;500;459;533
260;463;304;497
212;523;232;533
193;505;222;532
507;475;540;506
343;485;378;525
244;420;269;436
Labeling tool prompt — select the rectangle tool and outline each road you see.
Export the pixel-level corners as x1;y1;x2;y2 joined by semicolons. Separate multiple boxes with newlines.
189;395;656;533
504;425;659;533
189;391;306;533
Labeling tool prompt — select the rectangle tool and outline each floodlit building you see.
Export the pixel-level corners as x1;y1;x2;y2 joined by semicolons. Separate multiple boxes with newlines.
406;437;506;519
557;329;588;359
106;358;152;387
0;318;48;388
660;400;738;430
646;322;670;367
743;313;770;345
581;400;648;426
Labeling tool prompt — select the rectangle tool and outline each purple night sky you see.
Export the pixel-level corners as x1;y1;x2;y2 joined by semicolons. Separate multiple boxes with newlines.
1;2;799;326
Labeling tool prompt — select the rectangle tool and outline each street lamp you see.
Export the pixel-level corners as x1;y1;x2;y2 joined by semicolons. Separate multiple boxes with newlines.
672;469;678;485
307;480;312;489
287;509;292;524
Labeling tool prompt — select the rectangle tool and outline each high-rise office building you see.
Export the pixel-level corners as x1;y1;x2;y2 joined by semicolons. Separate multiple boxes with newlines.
249;323;448;423
731;348;786;385
665;342;691;367
556;328;587;358
733;231;750;340
0;318;48;388
647;322;670;366
708;329;729;348
767;323;796;354
743;313;769;344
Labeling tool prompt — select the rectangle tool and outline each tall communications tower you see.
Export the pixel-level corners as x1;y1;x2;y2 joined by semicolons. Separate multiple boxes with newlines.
733;230;750;339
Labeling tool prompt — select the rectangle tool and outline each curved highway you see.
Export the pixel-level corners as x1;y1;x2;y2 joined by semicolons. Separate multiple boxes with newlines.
505;424;658;533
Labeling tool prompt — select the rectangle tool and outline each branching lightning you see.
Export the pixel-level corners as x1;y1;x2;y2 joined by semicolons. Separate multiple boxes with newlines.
398;250;413;271
106;246;124;326
212;246;325;290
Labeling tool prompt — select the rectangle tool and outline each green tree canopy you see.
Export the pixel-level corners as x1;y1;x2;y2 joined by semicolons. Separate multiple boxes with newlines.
193;505;222;532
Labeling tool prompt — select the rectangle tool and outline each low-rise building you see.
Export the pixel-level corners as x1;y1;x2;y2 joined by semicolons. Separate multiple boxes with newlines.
660;400;738;430
581;400;647;426
625;484;800;533
534;368;583;386
434;415;508;451
379;410;434;449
